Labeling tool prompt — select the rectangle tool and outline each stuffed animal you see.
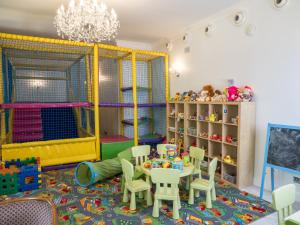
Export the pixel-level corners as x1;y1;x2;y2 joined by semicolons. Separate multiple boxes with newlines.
190;91;198;101
174;92;181;101
197;85;214;102
239;86;254;102
225;86;240;101
212;90;227;102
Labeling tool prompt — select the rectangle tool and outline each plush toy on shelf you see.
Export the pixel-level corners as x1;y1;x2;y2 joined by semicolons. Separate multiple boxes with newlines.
174;92;182;101
212;90;227;102
197;85;214;102
210;134;222;141
239;86;254;102
209;113;219;122
225;86;240;101
177;112;184;122
169;138;175;144
170;109;176;117
225;135;233;143
224;155;235;165
190;91;198;101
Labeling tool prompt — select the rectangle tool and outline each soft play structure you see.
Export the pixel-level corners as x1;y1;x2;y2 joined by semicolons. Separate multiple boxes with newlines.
0;33;168;166
0;33;100;166
99;48;168;160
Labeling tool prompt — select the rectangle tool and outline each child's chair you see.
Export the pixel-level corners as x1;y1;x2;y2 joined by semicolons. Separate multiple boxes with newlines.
188;146;205;192
118;148;144;192
131;145;151;171
272;184;296;225
157;144;177;159
189;146;205;178
151;168;181;220
188;157;218;208
121;159;152;211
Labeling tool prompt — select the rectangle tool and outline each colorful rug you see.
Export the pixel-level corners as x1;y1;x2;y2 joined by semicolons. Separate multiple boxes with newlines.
1;168;274;225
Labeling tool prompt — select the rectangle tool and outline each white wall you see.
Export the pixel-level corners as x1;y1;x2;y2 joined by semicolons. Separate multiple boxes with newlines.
155;0;300;199
117;39;152;50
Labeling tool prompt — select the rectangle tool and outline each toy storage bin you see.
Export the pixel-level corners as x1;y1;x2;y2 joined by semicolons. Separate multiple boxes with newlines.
172;161;183;172
223;173;236;184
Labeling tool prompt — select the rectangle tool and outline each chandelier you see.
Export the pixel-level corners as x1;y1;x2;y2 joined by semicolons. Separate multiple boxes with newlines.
54;0;120;43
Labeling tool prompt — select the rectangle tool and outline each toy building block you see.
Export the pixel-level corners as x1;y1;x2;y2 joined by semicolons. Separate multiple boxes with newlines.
0;167;20;195
19;165;41;192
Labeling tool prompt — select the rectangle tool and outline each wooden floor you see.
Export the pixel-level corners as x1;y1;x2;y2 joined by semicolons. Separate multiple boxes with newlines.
243;186;300;225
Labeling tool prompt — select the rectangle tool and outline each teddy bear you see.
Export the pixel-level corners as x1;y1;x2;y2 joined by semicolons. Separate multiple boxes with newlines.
197;85;214;102
212;90;227;102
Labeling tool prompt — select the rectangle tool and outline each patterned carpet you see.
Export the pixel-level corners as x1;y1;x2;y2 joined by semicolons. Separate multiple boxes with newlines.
2;168;274;225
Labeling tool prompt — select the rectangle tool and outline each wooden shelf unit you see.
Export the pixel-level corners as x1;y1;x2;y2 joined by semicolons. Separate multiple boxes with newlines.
166;101;256;188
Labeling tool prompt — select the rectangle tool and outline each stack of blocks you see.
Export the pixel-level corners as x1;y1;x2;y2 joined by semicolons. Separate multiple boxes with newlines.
0;157;42;195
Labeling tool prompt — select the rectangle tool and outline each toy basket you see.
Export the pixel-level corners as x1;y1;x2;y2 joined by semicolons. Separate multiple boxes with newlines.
171;161;183;172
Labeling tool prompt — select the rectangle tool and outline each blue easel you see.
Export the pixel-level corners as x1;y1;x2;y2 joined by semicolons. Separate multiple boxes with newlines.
260;123;300;199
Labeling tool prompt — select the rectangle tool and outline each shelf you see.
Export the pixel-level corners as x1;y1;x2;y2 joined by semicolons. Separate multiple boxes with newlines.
121;86;151;92
223;141;238;147
224;122;238;127
166;101;255;188
122;117;152;126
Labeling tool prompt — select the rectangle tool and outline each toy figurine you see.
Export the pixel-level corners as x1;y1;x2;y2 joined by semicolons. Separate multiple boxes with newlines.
167;146;177;160
169;138;175;144
174;92;181;101
210;134;222;141
177;112;184;122
170;109;175;117
209;113;218;122
224;155;235;165
225;135;233;143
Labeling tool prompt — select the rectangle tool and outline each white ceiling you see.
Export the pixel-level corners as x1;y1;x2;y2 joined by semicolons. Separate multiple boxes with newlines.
0;0;240;43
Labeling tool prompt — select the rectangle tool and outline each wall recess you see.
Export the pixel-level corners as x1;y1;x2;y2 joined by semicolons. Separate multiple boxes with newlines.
273;0;288;8
233;11;247;26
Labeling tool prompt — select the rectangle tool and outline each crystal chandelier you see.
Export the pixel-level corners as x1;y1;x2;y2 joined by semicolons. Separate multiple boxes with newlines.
54;0;120;43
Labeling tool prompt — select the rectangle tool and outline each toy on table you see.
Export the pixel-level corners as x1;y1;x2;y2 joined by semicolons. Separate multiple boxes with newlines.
166;146;178;160
224;155;236;165
169;138;175;144
143;161;152;168
181;152;190;167
171;157;184;172
163;161;171;168
210;134;222;141
177;138;183;155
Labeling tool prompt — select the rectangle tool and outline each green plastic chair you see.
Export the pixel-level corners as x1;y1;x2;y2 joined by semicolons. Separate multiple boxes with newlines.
157;144;177;159
121;159;152;211
189;146;205;178
118;148;144;192
188;157;218;208
272;184;296;225
131;145;151;171
188;146;205;194
151;168;181;220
